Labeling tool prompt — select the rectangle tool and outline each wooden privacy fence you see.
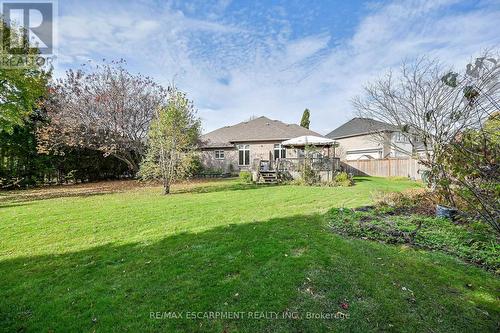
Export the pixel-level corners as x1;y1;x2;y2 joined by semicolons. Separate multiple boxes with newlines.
341;158;425;180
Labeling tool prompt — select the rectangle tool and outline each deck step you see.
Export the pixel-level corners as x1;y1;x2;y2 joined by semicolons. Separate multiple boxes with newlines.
259;175;278;184
258;180;277;184
257;169;279;184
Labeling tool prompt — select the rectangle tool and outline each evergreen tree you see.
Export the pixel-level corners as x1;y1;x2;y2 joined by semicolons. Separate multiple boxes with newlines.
300;109;310;129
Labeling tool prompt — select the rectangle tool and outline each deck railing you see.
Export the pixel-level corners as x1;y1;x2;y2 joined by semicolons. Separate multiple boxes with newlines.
275;157;340;172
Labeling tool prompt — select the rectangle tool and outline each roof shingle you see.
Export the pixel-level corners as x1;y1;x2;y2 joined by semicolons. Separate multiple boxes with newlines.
201;116;323;148
326;118;398;139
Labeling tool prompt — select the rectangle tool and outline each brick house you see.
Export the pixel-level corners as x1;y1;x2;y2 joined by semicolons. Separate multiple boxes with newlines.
200;116;327;172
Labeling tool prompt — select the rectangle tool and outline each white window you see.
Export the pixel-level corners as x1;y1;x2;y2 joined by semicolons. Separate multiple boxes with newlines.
214;150;225;160
394;132;410;143
273;144;286;160
238;144;250;165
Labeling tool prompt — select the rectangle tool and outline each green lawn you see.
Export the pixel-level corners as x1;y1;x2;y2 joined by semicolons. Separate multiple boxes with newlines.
1;177;498;332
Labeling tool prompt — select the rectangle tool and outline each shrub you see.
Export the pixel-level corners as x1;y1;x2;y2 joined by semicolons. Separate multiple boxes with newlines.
186;154;204;177
292;171;354;187
300;162;319;185
436;113;500;235
333;171;354;186
373;188;437;216
285;178;304;186
239;171;252;184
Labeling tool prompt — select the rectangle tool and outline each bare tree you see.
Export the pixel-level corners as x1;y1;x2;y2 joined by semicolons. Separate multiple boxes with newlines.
354;56;494;157
356;55;496;170
354;51;500;232
37;60;168;172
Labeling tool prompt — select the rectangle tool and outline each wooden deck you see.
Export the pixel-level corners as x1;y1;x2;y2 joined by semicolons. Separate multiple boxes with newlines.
252;157;341;183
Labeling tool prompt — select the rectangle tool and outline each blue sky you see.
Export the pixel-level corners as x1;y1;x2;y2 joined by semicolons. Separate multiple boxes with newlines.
55;0;500;133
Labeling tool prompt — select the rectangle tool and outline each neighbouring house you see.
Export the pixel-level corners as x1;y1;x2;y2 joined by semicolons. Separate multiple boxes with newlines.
200;116;339;182
326;117;418;160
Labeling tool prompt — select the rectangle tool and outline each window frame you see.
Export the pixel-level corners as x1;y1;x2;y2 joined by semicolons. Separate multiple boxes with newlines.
273;144;286;160
214;150;225;160
237;144;250;166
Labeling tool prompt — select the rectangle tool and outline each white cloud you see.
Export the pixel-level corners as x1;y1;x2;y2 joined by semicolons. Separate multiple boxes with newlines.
285;34;330;63
55;0;500;134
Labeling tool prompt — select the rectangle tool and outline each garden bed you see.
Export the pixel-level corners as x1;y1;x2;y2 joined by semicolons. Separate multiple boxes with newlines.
326;207;500;272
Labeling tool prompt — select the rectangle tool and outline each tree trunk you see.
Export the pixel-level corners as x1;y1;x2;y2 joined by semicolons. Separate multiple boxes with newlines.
112;153;139;174
163;181;170;195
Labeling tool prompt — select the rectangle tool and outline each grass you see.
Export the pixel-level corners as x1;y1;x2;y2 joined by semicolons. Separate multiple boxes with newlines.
0;177;498;332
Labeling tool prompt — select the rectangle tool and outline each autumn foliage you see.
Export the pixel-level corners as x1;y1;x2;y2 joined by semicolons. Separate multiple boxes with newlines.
37;60;169;172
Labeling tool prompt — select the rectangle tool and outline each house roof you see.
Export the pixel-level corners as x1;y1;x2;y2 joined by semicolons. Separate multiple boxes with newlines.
200;116;324;148
326;117;398;139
